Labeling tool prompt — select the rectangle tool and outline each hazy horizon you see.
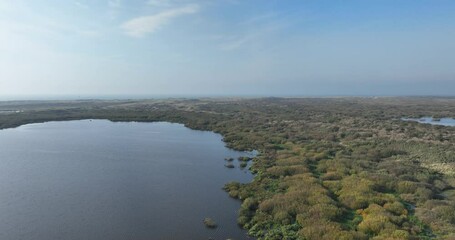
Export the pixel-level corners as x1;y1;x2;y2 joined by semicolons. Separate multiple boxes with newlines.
1;93;455;102
1;0;455;97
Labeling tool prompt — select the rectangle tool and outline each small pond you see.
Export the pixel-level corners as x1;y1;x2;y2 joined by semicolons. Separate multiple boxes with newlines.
401;117;455;127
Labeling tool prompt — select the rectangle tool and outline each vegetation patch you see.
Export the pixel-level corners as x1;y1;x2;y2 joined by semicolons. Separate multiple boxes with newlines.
1;97;454;239
225;163;235;168
203;218;218;228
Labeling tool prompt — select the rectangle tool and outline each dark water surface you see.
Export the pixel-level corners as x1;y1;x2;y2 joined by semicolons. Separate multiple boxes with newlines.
0;120;254;240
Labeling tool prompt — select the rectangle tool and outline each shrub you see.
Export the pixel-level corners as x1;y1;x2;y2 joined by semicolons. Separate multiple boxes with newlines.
240;162;248;168
384;202;407;216
396;181;418;194
203;218;217;228
225;163;235;168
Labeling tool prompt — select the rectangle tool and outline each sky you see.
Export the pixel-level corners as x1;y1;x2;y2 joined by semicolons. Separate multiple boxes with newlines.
0;0;455;98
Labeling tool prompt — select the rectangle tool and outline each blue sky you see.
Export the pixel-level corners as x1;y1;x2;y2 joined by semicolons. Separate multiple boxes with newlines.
0;0;454;98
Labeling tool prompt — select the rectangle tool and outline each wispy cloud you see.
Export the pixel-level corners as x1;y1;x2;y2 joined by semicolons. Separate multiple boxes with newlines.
0;3;99;41
218;14;286;51
220;34;257;51
147;0;172;7
108;0;121;8
121;4;199;37
73;1;89;9
107;0;122;19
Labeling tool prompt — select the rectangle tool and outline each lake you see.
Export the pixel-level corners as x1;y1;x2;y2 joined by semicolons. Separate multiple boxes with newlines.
0;120;254;240
401;117;455;127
